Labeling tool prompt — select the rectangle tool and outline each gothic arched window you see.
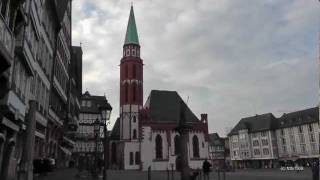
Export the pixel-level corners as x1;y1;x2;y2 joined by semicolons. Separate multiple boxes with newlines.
193;135;200;158
155;134;163;159
133;129;137;139
174;135;180;155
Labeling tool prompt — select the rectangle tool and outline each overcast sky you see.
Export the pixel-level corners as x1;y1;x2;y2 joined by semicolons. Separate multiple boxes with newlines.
72;0;319;136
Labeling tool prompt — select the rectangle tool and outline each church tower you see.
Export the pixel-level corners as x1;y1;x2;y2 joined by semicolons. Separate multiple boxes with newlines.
119;6;143;140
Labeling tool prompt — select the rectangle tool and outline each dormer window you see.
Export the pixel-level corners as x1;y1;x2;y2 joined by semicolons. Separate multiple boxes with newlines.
86;101;91;107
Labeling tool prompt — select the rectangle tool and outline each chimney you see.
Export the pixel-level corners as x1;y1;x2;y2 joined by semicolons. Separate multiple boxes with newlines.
201;113;208;123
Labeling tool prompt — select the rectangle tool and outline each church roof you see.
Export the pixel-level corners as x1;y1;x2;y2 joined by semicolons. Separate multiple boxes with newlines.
146;90;199;123
124;6;139;45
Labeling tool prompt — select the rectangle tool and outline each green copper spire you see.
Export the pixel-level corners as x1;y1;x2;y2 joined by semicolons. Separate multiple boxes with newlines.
124;6;139;45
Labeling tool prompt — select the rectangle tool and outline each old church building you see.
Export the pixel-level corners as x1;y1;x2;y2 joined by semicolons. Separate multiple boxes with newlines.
109;6;210;171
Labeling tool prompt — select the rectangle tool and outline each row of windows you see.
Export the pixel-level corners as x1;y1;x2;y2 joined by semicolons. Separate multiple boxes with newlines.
281;132;316;146
280;124;314;136
123;46;140;58
129;151;140;165
54;56;68;93
155;135;201;159
57;35;70;71
81;100;92;107
37;37;53;78
282;143;315;154
12;60;28;103
42;0;57;48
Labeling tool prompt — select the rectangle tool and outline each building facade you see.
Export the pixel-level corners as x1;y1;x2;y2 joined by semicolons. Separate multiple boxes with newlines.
109;6;209;171
228;113;279;169
0;0;81;179
228;107;319;169
208;133;229;170
73;91;112;171
276;107;319;166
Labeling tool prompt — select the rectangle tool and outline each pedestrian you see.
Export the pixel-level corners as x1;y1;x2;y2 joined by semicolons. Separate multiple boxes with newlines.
202;159;212;180
311;161;319;180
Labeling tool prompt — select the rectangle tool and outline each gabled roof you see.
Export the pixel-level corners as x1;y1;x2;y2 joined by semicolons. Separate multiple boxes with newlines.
124;6;139;45
208;133;224;146
146;90;199;123
228;113;277;136
80;91;112;113
277;107;318;129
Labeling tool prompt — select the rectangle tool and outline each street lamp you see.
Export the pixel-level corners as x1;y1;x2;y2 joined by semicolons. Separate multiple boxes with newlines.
92;118;100;179
99;101;112;180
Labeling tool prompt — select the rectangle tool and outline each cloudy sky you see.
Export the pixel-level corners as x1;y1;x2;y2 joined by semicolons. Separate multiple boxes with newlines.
72;0;319;136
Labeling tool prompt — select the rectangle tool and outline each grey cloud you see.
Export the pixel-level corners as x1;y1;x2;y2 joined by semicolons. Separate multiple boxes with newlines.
72;0;319;136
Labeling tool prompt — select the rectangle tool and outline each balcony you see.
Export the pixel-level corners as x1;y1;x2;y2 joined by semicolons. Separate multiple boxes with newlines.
0;14;14;74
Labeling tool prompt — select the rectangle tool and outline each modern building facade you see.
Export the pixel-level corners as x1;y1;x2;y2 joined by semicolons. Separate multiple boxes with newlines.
109;6;210;171
228;107;319;169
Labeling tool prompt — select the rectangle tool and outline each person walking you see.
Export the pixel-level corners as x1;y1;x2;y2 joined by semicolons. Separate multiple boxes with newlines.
202;159;212;180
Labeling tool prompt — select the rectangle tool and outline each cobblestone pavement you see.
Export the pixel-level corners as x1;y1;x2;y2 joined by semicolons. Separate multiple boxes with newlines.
36;168;312;180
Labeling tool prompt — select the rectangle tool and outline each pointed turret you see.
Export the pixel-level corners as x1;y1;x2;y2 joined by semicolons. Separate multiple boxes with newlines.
124;6;139;45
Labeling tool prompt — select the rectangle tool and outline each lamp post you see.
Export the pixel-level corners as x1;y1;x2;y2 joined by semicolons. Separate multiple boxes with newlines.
92;118;100;179
100;102;112;180
174;101;193;180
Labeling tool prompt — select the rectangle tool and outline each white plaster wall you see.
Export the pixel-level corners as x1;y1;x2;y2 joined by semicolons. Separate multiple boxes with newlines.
141;126;153;170
141;128;209;171
188;132;208;159
276;123;320;158
152;130;169;160
120;104;139;140
124;141;140;170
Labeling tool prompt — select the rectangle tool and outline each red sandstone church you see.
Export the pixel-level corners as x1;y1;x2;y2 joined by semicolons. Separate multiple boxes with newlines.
109;6;210;171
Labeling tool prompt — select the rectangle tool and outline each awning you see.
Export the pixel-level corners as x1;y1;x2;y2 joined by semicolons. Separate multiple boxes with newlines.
60;146;72;156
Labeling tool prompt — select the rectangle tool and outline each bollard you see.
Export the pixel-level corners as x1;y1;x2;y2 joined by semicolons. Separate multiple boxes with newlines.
148;166;151;180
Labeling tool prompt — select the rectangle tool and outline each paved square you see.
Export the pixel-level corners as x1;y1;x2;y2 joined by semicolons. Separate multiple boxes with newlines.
36;168;313;180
